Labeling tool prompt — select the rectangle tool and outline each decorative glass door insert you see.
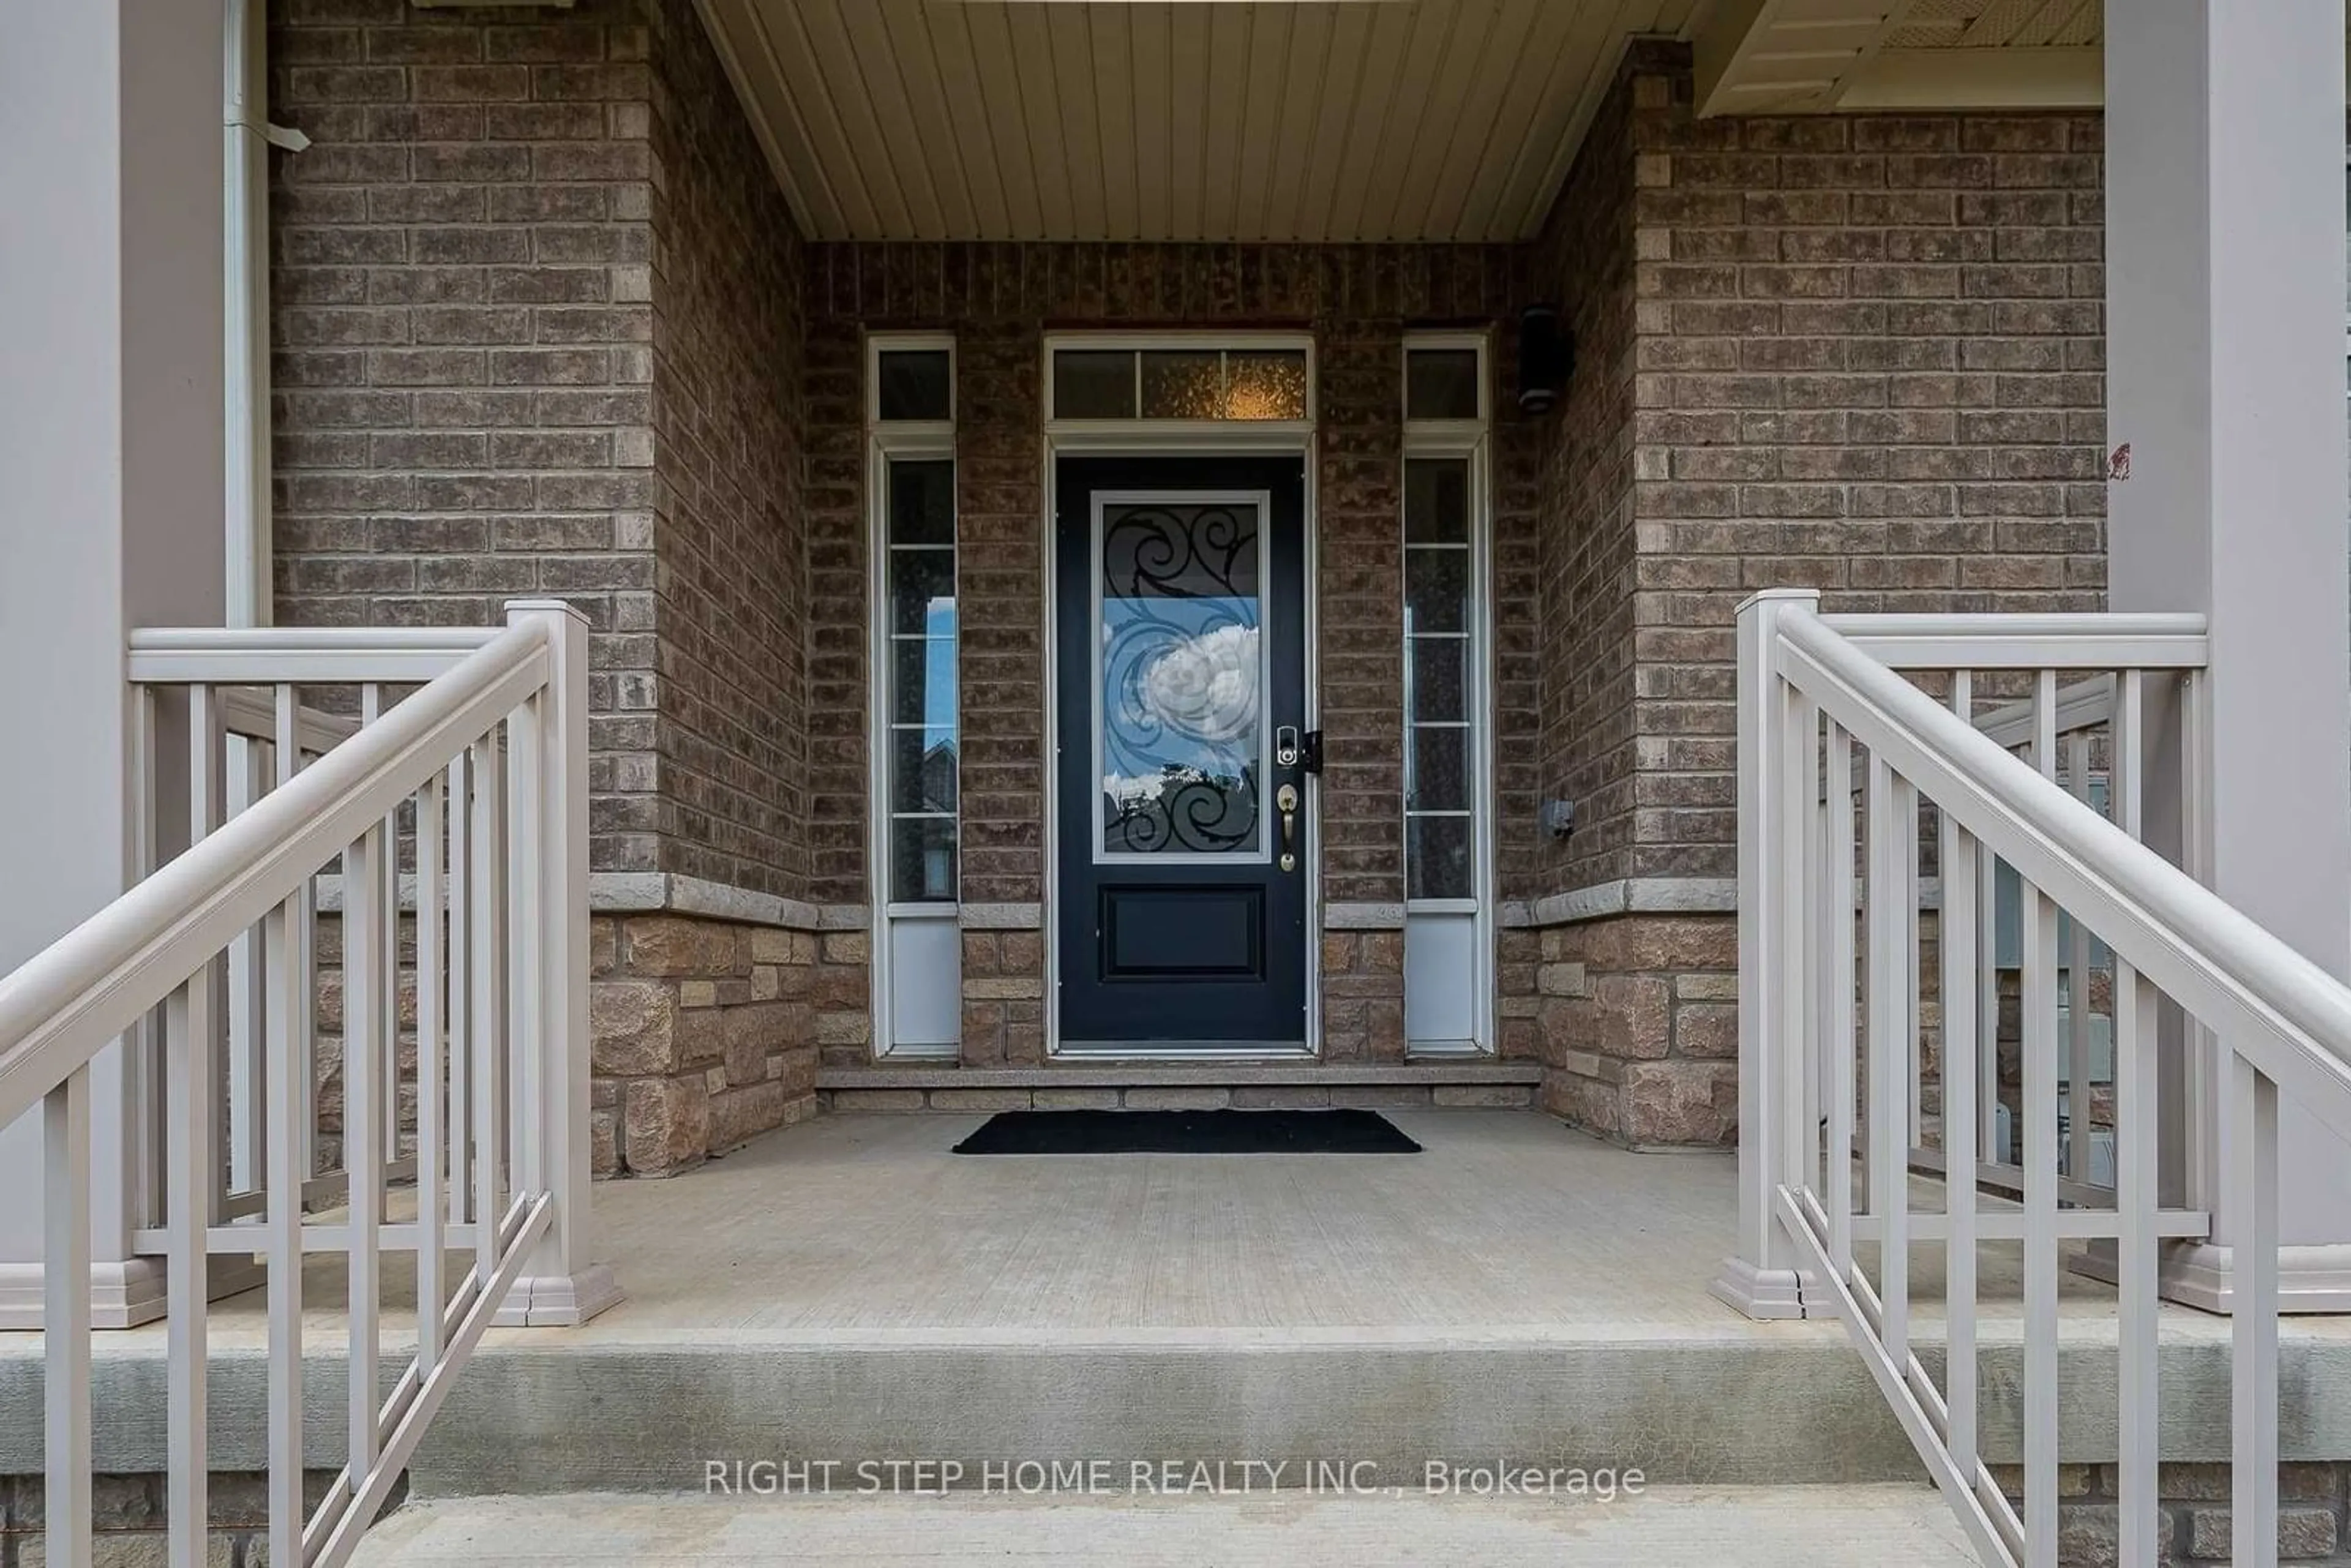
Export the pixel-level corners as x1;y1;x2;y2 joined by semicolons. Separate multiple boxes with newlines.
1092;493;1269;860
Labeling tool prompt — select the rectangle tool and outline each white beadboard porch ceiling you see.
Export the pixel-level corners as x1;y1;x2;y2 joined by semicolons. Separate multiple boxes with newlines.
694;0;1705;243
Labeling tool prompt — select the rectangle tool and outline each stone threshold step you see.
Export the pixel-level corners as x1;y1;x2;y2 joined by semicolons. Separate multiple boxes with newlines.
351;1487;1976;1567
818;1061;1542;1089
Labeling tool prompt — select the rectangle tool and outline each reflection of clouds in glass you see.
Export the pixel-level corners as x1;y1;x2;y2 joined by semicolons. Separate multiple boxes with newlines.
1103;771;1167;806
1132;622;1259;744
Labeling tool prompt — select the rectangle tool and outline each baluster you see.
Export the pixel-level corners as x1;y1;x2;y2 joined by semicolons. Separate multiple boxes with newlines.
1979;849;2000;1167
187;685;227;1237
2022;883;2061;1566
509;691;546;1220
1826;723;1858;1278
363;685;400;1184
2233;1054;2281;1568
264;897;306;1567
164;973;214;1568
1785;688;1818;1229
2112;669;2161;1562
1866;754;1909;1365
45;1064;93;1568
131;688;162;1230
226;729;264;1196
272;685;316;1187
2065;729;2094;1189
345;823;384;1495
472;732;507;1280
418;770;448;1368
448;748;473;1229
1941;802;1981;1515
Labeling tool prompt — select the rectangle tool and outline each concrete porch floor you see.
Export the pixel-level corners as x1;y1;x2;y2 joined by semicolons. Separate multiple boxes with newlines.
10;1111;2351;1498
577;1108;1766;1338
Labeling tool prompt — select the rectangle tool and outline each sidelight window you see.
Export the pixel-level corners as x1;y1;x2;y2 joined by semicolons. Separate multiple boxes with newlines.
869;333;960;1057
1401;335;1492;1053
1404;457;1475;899
884;459;957;900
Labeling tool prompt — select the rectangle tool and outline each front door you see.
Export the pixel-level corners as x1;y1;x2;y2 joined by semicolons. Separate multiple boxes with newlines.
1054;456;1310;1051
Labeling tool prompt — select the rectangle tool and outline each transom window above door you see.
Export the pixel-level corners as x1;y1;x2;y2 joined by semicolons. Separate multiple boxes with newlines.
1048;344;1310;424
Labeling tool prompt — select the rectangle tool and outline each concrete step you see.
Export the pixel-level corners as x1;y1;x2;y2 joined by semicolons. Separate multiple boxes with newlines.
349;1485;1979;1567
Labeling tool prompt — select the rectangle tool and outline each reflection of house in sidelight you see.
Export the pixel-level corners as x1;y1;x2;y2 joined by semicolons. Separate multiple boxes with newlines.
4;2;2351;1565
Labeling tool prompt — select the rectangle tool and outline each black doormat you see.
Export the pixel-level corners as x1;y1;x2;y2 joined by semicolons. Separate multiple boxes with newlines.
951;1107;1421;1155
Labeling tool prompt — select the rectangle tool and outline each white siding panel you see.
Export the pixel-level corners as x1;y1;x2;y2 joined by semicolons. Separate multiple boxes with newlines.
1405;912;1480;1049
1265;3;1337;244
711;0;1715;242
888;915;962;1054
878;0;980;237
1049;7;1109;241
1128;5;1174;240
1092;7;1141;241
961;4;1047;239
1167;3;1212;240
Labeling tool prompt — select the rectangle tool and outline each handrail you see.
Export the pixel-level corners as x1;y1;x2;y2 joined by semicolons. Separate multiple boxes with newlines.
0;620;547;1132
128;624;503;685
1728;588;2322;1568
1776;609;2351;1139
20;599;611;1568
1818;610;2208;669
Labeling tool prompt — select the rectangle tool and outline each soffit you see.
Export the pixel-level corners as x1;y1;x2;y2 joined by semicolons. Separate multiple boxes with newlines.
1693;0;2104;116
696;0;1704;243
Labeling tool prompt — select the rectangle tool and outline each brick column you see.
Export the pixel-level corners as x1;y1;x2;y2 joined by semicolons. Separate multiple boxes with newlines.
1315;320;1407;1060
955;322;1048;1064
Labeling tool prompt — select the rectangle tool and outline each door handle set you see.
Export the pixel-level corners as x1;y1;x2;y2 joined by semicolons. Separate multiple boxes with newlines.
1272;725;1319;875
1273;726;1324;774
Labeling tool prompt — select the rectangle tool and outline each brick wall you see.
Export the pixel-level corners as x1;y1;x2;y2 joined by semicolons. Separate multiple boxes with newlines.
1524;44;2104;899
801;242;1524;1064
270;0;663;874
269;0;811;900
1526;43;1644;899
645;0;809;900
1509;44;2106;1145
269;0;818;1172
0;1469;396;1568
1625;67;2104;882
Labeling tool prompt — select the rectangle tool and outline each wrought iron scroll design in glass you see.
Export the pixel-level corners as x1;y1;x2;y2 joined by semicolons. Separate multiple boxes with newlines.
1097;501;1265;857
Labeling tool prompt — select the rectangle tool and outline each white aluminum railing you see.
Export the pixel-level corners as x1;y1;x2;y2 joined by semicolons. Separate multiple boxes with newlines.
123;628;498;1247
0;600;606;1568
1731;588;2351;1568
1862;627;2207;1214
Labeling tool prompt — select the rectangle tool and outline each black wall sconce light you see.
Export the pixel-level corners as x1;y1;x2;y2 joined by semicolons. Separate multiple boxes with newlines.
1517;303;1573;415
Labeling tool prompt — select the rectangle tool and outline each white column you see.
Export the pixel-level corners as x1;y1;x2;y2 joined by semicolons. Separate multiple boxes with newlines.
493;601;621;1327
1711;588;1819;1320
2106;0;2351;1308
0;0;226;1326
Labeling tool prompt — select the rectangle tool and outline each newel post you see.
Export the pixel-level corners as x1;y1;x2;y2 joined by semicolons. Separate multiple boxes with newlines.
1711;588;1820;1321
498;600;620;1327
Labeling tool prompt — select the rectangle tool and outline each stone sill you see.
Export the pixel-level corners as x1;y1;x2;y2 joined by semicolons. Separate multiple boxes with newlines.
1501;877;1736;929
818;1061;1540;1089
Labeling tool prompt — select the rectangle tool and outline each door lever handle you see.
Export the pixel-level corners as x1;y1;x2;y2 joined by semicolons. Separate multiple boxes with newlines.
1276;782;1299;872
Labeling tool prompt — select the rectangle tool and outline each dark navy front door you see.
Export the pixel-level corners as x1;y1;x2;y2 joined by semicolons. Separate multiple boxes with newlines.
1055;456;1310;1050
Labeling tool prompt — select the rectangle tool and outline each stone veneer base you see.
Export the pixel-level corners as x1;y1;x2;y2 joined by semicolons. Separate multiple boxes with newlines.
1514;895;1742;1149
591;911;856;1177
